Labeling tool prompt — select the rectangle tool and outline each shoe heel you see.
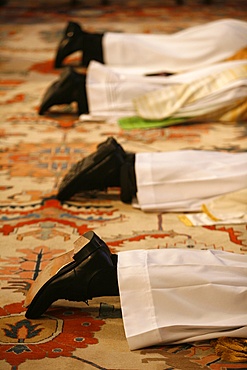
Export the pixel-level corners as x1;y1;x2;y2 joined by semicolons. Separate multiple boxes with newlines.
73;233;97;262
73;231;111;262
24;249;74;308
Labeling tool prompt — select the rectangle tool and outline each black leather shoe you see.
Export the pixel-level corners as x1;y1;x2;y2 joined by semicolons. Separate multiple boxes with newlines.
39;67;88;115
55;21;84;68
25;231;119;319
57;137;127;201
54;21;103;68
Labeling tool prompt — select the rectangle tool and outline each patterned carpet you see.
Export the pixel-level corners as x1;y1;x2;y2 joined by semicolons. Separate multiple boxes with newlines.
0;1;247;369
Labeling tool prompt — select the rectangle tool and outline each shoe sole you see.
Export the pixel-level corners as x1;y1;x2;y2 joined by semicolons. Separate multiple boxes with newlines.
24;232;107;318
57;137;125;201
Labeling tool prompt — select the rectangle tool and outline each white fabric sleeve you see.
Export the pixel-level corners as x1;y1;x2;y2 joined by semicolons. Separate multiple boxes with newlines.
118;248;247;350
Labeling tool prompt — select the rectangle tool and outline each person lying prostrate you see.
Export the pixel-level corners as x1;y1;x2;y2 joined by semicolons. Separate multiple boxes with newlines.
24;231;247;351
54;18;247;74
39;59;247;124
55;137;247;213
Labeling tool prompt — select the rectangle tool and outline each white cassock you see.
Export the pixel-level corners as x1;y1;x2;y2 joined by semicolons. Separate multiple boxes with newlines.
83;19;247;123
85;59;247;121
134;150;247;212
117;248;247;350
102;18;247;74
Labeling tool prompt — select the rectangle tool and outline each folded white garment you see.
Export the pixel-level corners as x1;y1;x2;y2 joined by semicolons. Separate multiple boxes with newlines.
180;188;247;226
118;248;247;350
135;150;247;212
103;19;247;73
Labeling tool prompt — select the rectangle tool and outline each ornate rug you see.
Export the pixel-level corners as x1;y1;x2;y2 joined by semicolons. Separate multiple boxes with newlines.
0;1;247;369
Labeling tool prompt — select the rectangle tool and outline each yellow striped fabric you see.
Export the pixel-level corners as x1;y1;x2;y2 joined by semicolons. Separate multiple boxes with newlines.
134;63;247;121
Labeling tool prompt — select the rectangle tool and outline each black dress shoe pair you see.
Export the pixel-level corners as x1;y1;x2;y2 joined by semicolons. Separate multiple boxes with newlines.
25;231;119;319
55;21;104;68
39;67;88;115
57;137;137;204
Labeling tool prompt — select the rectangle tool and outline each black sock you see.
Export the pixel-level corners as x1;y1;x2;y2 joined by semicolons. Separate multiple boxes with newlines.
76;72;88;114
82;32;104;67
120;153;137;203
111;253;118;266
88;266;119;298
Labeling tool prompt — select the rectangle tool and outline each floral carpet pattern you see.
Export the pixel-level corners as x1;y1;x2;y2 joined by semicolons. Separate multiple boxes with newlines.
0;1;247;369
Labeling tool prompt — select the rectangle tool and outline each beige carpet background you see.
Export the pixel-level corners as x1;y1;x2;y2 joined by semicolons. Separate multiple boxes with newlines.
0;1;247;369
